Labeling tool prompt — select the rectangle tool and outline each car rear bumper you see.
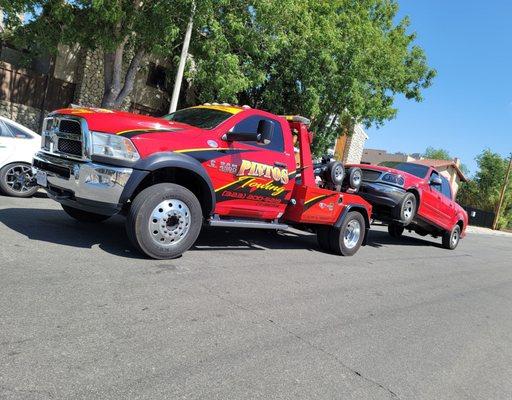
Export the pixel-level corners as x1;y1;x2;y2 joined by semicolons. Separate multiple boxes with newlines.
358;181;406;208
32;152;133;215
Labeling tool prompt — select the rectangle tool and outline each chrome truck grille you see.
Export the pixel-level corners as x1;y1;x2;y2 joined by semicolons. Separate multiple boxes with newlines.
361;169;382;181
41;116;90;160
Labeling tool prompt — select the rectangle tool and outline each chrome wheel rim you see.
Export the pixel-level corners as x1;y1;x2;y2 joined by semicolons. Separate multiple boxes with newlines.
334;165;344;181
451;229;459;246
5;164;33;193
403;198;414;220
351;171;362;187
343;220;361;249
148;199;191;247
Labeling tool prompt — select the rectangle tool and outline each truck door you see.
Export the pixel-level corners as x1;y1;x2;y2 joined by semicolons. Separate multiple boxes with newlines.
421;170;446;227
439;175;456;228
215;115;295;220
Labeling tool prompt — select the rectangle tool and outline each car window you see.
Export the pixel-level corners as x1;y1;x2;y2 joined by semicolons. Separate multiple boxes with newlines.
0;121;14;137
441;175;452;199
231;116;284;152
378;162;429;178
4;122;33;139
431;171;442;193
163;107;233;129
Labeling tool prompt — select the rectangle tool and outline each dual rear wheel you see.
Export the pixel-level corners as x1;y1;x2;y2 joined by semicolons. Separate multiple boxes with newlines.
317;211;366;256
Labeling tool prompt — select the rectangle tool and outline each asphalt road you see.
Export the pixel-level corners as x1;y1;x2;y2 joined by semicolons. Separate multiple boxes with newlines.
1;194;511;400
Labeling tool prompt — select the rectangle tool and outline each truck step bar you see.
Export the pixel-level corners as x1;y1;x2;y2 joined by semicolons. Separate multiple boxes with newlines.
208;216;288;230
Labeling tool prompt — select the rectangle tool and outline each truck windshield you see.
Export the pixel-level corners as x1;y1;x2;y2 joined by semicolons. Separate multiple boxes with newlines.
162;108;233;129
379;162;430;178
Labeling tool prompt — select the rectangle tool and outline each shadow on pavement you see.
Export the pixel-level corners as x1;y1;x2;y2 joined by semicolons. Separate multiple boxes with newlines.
0;207;145;259
194;227;319;252
0;208;322;258
0;207;441;259
366;229;442;248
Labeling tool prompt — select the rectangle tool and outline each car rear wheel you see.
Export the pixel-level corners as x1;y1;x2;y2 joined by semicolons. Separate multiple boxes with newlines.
395;192;417;225
329;211;366;256
442;224;461;250
62;204;111;222
126;183;202;259
0;162;38;198
388;223;404;238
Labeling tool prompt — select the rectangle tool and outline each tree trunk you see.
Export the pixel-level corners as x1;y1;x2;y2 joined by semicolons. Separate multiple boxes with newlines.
100;40;144;109
112;48;145;109
101;51;116;108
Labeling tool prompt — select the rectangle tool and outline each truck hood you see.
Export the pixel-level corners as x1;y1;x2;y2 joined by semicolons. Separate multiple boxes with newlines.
347;163;425;182
51;107;194;134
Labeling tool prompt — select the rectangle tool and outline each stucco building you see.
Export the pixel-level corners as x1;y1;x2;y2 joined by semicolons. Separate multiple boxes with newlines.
333;124;369;164
361;149;419;165
412;158;467;197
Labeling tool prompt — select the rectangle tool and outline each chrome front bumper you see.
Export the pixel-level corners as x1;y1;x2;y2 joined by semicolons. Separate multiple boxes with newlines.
33;152;133;214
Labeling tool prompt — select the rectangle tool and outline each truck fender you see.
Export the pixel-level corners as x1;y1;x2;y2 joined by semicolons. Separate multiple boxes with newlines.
334;205;371;246
120;152;216;215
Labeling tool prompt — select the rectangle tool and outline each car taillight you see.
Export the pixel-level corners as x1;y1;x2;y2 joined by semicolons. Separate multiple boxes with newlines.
382;173;405;186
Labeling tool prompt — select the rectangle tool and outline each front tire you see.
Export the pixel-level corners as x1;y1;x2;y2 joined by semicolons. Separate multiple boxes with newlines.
0;162;38;198
126;183;202;259
329;211;366;256
62;204;111;222
394;192;417;225
442;224;461;250
388;223;404;238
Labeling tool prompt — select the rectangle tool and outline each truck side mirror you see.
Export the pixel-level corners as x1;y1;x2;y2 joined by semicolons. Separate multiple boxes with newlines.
223;119;274;144
429;175;442;186
257;119;274;145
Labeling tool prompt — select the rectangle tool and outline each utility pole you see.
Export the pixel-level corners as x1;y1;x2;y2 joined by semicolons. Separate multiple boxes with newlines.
169;0;195;113
492;153;512;230
38;55;55;133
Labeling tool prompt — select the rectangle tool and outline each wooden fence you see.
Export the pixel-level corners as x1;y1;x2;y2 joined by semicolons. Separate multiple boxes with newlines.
0;61;76;111
462;206;495;228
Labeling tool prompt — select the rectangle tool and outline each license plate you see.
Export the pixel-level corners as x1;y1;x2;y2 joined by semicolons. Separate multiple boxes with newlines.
36;170;47;187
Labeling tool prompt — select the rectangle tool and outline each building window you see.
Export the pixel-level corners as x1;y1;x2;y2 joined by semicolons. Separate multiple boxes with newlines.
146;63;167;90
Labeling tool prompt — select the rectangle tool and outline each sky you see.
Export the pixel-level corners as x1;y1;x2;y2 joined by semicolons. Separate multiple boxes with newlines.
366;0;512;176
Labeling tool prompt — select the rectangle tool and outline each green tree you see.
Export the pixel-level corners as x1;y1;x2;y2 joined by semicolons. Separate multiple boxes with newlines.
2;0;435;148
422;147;469;175
2;0;191;108
234;0;436;155
423;147;451;160
457;150;512;229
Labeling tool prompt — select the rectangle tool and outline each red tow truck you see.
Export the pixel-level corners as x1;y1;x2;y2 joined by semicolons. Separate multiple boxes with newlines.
32;104;372;259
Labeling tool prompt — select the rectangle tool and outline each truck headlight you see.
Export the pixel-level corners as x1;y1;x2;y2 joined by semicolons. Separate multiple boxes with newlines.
91;131;140;161
382;173;405;186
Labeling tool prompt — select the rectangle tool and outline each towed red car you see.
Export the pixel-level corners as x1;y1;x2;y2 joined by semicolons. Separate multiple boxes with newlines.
346;161;468;249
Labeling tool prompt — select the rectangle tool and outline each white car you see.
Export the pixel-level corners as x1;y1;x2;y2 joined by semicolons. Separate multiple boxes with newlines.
0;116;41;197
